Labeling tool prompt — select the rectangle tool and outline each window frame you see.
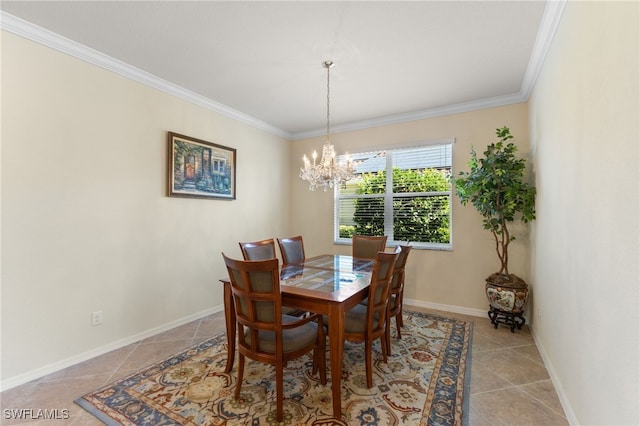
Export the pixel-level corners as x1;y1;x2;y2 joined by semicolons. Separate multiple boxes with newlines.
333;138;454;251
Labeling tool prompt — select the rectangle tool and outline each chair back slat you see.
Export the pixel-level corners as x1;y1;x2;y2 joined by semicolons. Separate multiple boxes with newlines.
277;235;306;265
222;254;282;353
366;251;398;336
389;245;412;308
221;253;326;422
352;235;388;260
239;238;277;260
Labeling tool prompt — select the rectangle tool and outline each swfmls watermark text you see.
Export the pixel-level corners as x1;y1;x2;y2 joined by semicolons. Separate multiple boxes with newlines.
3;408;70;420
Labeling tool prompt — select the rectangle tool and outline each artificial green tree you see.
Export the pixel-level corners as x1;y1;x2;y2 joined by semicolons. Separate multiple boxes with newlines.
454;126;536;285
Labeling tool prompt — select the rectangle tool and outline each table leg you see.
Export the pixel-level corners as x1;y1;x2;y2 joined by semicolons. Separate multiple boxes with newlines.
222;281;236;373
328;303;345;419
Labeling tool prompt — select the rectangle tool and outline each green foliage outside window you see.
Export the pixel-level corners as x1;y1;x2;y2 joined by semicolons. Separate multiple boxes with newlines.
339;225;356;238
347;167;451;243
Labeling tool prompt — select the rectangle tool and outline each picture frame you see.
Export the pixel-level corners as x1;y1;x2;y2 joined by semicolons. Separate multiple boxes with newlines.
167;132;236;200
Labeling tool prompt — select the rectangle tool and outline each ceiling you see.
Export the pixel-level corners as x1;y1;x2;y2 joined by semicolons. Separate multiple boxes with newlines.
1;1;555;139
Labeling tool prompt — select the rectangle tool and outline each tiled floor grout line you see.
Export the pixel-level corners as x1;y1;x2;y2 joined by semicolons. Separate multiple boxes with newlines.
191;318;203;345
0;309;568;426
101;340;145;386
504;346;547;363
471;383;521;395
516;381;568;418
471;375;567;421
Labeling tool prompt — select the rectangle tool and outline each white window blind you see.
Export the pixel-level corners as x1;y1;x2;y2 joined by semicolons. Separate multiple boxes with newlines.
335;141;453;250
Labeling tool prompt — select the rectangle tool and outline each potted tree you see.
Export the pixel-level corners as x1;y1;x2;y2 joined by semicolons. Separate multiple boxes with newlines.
454;126;536;331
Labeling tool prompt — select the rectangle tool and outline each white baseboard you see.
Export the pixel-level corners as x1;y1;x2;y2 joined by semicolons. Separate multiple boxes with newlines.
404;298;488;318
530;326;578;425
1;301;536;394
405;298;535;326
0;300;479;391
0;305;224;392
408;300;575;422
415;299;576;424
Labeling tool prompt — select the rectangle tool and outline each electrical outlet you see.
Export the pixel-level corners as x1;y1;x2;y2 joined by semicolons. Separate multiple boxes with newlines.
92;310;103;326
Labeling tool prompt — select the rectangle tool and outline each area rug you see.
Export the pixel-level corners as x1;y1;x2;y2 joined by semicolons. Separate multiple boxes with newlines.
75;311;472;425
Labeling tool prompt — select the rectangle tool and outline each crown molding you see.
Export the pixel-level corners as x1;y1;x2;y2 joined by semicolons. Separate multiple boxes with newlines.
2;1;567;142
0;11;292;140
520;0;568;98
293;0;568;141
291;92;527;140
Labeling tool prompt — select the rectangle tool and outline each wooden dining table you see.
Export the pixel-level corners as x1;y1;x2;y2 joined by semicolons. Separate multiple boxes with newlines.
219;254;374;419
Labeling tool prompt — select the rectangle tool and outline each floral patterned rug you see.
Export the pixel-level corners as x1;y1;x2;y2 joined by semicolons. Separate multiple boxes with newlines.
75;311;472;425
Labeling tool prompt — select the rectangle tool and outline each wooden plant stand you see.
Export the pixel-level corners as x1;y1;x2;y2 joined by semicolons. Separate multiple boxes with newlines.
488;306;526;333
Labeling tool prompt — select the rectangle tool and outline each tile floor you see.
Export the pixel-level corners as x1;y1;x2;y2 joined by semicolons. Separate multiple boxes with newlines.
0;306;568;425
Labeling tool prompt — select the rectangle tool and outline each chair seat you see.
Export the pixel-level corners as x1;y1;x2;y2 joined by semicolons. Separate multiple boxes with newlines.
323;305;381;335
243;315;319;353
346;305;382;334
359;296;396;309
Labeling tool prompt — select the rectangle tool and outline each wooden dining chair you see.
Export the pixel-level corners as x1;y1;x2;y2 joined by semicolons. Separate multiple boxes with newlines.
352;234;388;259
239;238;277;261
330;250;398;388
222;253;326;422
240;238;305;317
277;235;306;265
385;245;412;355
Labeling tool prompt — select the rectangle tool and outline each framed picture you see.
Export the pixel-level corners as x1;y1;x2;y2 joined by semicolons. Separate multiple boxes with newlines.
167;132;236;200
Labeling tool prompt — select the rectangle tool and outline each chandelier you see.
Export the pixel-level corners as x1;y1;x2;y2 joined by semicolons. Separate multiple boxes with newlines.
299;61;355;191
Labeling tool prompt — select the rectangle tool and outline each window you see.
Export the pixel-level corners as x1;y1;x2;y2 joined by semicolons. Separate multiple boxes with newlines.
335;140;453;250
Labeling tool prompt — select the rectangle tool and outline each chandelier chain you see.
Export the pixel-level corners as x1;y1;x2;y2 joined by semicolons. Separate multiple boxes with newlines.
326;62;331;139
299;60;355;191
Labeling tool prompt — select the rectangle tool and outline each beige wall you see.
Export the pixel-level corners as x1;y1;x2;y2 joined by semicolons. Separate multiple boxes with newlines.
4;3;638;422
1;32;291;384
528;2;639;424
290;103;531;315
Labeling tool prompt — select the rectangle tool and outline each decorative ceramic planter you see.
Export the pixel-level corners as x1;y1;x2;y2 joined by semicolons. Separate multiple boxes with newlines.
485;274;529;332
